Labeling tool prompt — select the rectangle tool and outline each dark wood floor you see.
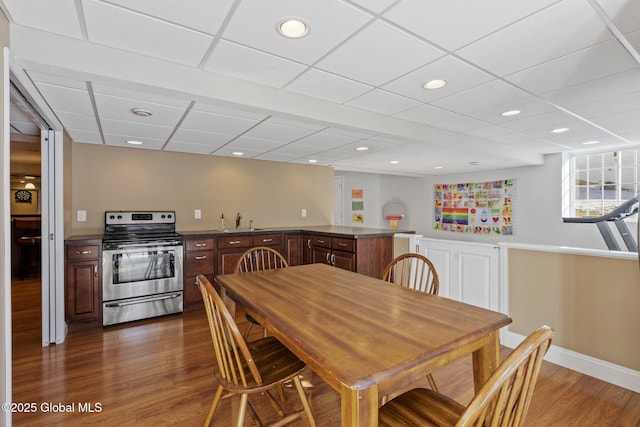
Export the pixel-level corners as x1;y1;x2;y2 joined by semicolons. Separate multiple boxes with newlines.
11;276;640;426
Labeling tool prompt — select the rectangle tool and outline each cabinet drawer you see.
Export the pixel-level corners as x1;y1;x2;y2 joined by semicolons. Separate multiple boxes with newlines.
310;235;331;248
185;237;214;251
66;244;100;260
332;237;354;252
252;234;281;246
185;250;214;276
217;235;253;249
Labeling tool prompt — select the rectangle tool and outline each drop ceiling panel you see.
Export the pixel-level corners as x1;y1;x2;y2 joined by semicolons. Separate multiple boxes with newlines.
171;128;234;146
294;132;360;149
66;129;102;143
93;93;186;126
221;0;372;64
382;55;494;103
430;115;488;133
286;68;372;103
569;91;640;119
179;110;259;134
56;111;100;133
457;0;612;77
100;118;174;140
28;71;88;90
2;0;83;39
82;0;214;67
242;122;317;143
468;97;559;125
91;83;192;108
394;103;460;126
164;141;220;155
192;102;269;121
315;20;445;86
596;0;640;34
103;134;165;149
431;80;529;115
34;83;94;114
383;0;559;51
345;89;421;115
204;40;308;88
104;0;236;35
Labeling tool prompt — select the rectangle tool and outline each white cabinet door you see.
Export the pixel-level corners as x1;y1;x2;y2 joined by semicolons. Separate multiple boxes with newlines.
411;238;500;311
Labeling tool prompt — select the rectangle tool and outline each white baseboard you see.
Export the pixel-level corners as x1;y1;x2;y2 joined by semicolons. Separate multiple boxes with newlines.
503;330;640;393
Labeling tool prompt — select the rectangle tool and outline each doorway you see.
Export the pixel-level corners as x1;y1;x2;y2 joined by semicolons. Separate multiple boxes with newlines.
334;176;344;226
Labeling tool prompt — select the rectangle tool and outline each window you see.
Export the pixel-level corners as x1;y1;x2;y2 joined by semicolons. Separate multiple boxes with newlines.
568;148;639;217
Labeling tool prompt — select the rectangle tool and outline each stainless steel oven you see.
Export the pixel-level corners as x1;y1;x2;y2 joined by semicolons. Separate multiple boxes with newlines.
102;211;183;326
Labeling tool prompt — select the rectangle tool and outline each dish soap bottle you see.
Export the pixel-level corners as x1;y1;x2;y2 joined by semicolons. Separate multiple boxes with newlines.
220;214;225;230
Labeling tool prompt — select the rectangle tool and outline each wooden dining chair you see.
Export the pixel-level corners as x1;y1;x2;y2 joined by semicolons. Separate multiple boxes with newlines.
196;274;316;427
381;253;439;295
382;253;440;391
235;246;288;340
378;325;555;427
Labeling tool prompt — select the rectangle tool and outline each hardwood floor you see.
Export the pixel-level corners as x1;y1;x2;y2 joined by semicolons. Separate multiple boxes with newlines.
11;277;640;426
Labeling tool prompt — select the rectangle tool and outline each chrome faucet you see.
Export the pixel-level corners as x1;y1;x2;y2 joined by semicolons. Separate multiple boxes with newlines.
235;212;241;229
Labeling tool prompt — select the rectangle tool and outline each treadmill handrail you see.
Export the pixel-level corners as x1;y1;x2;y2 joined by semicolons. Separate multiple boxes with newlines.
562;195;639;224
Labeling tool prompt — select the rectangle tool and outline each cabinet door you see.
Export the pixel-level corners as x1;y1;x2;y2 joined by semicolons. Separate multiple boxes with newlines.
66;260;100;322
332;250;356;272
218;250;246;275
284;234;302;266
301;234;312;265
311;246;331;265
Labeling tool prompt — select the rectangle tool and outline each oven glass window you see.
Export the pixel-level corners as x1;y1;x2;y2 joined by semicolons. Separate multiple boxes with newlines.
111;250;176;284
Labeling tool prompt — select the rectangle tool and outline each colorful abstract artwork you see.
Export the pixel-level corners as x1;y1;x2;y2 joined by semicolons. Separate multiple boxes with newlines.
433;179;516;235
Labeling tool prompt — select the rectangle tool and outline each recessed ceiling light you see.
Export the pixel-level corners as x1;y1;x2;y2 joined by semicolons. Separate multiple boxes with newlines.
390;160;399;164
127;140;143;145
501;110;521;117
551;127;569;134
308;159;318;163
582;140;600;145
277;18;309;39
25;182;36;189
470;161;480;166
24;175;35;180
131;108;153;117
434;166;443;170
232;151;244;156
355;146;369;151
422;79;447;90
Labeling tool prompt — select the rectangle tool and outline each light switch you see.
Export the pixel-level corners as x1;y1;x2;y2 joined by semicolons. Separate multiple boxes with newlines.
301;208;307;217
195;209;202;219
77;210;87;222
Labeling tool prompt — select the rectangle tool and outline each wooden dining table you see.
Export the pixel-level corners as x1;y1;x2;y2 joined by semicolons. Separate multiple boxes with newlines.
215;263;512;426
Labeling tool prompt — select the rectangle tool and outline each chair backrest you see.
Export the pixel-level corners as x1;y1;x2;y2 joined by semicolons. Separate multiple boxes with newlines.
235;246;288;273
381;253;439;295
196;274;263;388
456;325;555;427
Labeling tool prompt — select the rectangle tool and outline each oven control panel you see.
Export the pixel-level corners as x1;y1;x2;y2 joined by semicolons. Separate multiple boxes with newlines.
105;211;176;225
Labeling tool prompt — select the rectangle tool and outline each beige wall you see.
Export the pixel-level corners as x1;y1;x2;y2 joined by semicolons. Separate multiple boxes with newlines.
68;142;334;235
508;248;640;371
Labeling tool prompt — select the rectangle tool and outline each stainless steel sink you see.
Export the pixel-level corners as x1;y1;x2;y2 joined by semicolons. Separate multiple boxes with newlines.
222;228;261;233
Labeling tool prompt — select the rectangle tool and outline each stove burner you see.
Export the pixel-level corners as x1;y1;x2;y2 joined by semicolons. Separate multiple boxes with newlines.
103;211;182;250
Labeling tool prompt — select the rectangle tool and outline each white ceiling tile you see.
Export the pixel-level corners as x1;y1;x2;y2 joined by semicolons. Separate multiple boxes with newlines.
27;71;88;90
34;83;94;114
254;151;302;162
286;68;372;103
349;0;396;14
431;115;487;133
504;39;639;94
82;0;214;67
11;121;41;135
382;55;494;103
91;84;192;108
104;0;236;35
323;127;374;139
2;0;83;39
56;111;100;132
264;117;326;131
100;119;174;140
65;129;102;143
462;125;516;139
103;134;165;149
295;132;359;149
204;40;308;88
93;93;186;126
221;0;371;64
569;91;640;119
164;141;218;155
457;0;612;76
225;136;288;151
468;97;559;125
346;89;421;115
213;147;265;158
180;110;259;134
242;122;316;143
170;128;234;146
431;80;529;115
192;102;269;121
590;109;640;138
394;103;460;125
497;110;589;132
268;144;322;156
316;20;444;86
383;0;558;51
596;0;640;34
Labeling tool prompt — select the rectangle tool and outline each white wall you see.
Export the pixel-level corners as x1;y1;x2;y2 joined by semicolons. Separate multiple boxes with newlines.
338;153;637;250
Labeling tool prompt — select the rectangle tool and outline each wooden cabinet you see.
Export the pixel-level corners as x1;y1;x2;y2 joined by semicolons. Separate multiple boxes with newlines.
217;235;253;275
284;233;302;266
65;242;101;323
183;237;215;307
305;233;393;278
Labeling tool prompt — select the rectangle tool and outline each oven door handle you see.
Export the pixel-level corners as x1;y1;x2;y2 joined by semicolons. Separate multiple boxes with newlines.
104;293;181;307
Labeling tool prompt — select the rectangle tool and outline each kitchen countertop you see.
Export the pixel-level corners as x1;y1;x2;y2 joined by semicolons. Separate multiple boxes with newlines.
65;226;414;243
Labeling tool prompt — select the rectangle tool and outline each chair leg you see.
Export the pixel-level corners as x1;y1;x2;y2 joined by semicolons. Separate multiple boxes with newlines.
293;375;316;427
427;373;438;392
205;385;225;427
243;323;253;341
236;393;249;427
263;389;286;417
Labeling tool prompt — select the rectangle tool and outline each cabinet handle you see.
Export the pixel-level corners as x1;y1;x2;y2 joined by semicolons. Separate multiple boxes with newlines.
229;240;240;245
194;255;207;260
307;239;311;249
331;254;336;265
94;264;98;277
326;252;331;264
416;244;420;252
317;239;325;244
338;242;347;247
262;238;273;243
76;250;92;255
195;243;207;247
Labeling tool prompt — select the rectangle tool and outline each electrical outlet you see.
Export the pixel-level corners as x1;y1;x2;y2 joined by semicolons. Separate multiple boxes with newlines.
77;210;87;222
195;209;202;219
301;208;307;217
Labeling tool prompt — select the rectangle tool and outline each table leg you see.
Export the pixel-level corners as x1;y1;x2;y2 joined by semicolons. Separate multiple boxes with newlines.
471;330;500;393
341;387;378;426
